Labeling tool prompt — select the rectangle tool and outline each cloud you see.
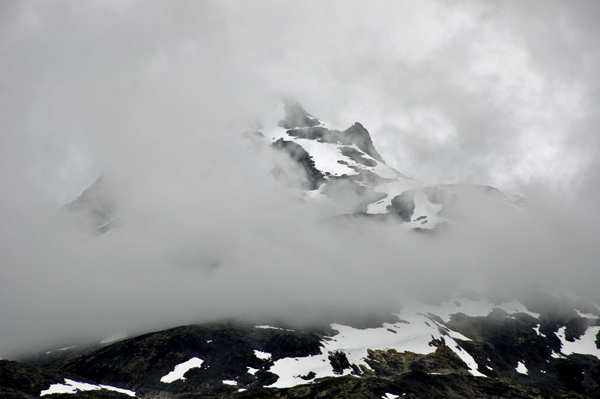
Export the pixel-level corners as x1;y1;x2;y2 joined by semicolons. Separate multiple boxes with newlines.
1;0;600;358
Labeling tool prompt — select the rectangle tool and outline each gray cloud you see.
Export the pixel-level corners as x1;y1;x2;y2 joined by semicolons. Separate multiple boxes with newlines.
1;0;600;359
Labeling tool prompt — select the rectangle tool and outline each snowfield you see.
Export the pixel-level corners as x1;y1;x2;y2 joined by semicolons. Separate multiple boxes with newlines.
40;379;137;397
557;326;600;357
265;297;569;388
160;357;204;383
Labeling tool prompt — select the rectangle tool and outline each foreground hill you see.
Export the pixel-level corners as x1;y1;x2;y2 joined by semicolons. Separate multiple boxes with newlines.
4;288;600;398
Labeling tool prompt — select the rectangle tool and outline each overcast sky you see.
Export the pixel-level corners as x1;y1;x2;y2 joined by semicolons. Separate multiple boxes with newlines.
1;0;600;358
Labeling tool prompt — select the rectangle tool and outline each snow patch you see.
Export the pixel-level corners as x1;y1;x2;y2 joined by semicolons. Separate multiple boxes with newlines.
268;353;333;388
223;380;237;386
408;191;444;229
297;139;357;176
40;379;136;397
495;300;540;318
160;357;204;383
516;361;528;375
576;309;599;319
254;350;271;360
267;300;494;388
557;326;600;356
99;385;137;396
256;325;294;331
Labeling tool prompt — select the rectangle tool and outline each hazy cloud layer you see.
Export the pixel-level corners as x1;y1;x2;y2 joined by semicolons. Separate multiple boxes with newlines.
1;0;600;358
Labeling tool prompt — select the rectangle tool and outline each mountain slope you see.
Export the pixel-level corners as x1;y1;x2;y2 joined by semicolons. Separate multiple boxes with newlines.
7;289;600;398
7;102;600;398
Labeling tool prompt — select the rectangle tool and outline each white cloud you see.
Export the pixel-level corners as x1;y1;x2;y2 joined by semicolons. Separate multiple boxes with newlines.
1;0;600;359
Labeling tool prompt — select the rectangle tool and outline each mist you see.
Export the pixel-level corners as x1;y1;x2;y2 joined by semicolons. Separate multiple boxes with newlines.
1;0;600;359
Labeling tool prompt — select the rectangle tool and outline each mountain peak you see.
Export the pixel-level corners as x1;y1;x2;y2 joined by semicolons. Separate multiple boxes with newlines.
342;122;385;164
277;100;322;129
260;101;521;230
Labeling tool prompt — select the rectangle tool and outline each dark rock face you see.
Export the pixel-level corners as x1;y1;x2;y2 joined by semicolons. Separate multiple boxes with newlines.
339;146;377;167
271;139;325;190
364;339;470;377
342;122;384;164
328;351;352;375
388;190;416;222
262;330;322;361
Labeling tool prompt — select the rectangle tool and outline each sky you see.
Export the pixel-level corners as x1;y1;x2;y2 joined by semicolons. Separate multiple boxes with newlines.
1;0;600;358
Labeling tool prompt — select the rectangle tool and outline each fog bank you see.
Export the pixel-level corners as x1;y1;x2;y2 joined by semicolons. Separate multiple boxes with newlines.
2;0;600;358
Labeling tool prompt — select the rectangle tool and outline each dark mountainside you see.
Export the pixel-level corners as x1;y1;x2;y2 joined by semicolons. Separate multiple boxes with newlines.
5;303;600;398
3;102;600;399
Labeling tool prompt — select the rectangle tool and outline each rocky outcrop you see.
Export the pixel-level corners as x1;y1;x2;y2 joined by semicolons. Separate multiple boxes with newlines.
363;339;471;377
387;190;416;222
271;139;325;190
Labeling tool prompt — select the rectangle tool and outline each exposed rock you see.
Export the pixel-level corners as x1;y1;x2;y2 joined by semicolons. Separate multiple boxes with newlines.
364;339;470;377
271;139;325;190
387;190;416;222
339;146;377;167
328;351;352;375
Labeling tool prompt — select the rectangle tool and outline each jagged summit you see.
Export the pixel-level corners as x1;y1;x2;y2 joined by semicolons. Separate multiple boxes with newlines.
276;99;384;163
262;101;521;230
